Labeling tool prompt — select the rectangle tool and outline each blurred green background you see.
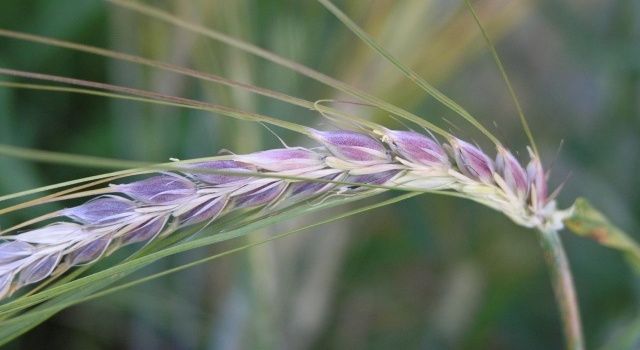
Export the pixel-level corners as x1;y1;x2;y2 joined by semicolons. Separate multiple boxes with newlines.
0;0;638;349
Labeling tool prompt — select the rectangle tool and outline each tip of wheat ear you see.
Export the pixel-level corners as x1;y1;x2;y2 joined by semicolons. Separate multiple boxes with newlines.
0;128;565;300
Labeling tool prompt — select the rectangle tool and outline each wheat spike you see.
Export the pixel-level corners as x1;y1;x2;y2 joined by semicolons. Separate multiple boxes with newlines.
0;126;567;300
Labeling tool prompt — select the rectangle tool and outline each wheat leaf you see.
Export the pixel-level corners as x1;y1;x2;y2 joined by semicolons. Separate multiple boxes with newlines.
565;197;640;271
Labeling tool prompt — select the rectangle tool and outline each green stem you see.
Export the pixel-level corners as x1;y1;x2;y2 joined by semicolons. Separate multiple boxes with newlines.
537;228;585;350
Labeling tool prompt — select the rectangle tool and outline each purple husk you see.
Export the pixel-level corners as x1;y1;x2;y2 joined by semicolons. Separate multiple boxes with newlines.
496;148;528;196
289;174;340;199
18;253;61;285
235;148;323;172
188;160;255;185
114;174;196;205
121;216;168;245
345;170;400;190
233;182;287;208
451;139;495;183
0;241;35;265
384;130;449;167
527;156;548;206
312;130;389;163
178;197;226;226
0;274;12;297
63;196;136;225
69;237;111;265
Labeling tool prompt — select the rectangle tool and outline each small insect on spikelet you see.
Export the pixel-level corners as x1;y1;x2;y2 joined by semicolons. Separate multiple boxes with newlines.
0;124;566;300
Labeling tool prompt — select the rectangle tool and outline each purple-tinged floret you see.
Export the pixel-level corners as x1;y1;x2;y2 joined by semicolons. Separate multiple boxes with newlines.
178;197;226;226
496;147;529;197
289;174;340;199
69;237;111;265
188;160;255;185
383;130;449;167
450;139;495;184
0;241;34;265
14;223;86;245
0;274;12;297
114;174;196;205
63;196;136;225
311;130;390;163
345;170;400;190
121;216;168;245
18;253;61;285
233;182;287;208
234;148;323;172
527;154;548;207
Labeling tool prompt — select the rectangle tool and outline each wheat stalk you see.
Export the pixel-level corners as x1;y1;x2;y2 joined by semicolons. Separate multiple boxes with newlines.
0;125;568;300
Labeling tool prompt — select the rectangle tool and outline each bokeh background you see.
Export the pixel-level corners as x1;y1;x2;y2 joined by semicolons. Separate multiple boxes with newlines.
0;0;638;349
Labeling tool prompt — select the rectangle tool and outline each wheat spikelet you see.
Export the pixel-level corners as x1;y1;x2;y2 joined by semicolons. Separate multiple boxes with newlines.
0;126;567;300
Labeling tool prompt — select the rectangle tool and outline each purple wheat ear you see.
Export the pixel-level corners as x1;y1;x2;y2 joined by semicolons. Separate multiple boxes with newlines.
0;128;558;300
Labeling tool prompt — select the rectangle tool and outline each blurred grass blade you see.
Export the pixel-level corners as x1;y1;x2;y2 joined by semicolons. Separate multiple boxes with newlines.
601;314;640;350
565;197;640;271
317;0;500;145
0;29;308;107
463;0;538;154
0;143;150;170
0;166;138;203
0;30;381;130
0;68;310;135
106;0;452;138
